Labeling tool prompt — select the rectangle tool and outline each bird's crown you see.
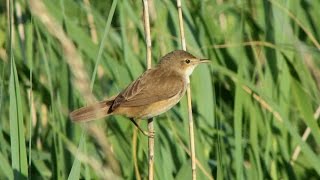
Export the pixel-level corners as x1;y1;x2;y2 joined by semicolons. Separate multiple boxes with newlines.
159;50;196;65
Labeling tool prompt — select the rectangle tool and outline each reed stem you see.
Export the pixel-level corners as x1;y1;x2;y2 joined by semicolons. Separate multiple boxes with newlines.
142;0;154;179
176;0;196;179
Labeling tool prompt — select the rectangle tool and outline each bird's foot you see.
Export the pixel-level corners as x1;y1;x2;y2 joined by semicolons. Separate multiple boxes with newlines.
129;118;155;138
141;130;155;138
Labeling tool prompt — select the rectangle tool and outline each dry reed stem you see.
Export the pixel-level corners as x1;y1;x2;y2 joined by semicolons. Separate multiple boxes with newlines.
147;118;154;180
291;52;320;164
132;128;141;180
186;89;196;179
207;41;277;50
235;1;320;165
215;65;284;125
204;40;316;56
208;40;320;86
142;0;154;179
177;0;186;51
179;139;214;180
213;24;320;165
83;0;98;44
242;84;320;165
29;1;121;177
176;0;197;179
143;0;152;70
241;85;283;123
291;106;320;165
168;120;215;180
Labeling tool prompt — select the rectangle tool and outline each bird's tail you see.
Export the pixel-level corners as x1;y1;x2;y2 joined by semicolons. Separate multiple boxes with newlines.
70;100;114;122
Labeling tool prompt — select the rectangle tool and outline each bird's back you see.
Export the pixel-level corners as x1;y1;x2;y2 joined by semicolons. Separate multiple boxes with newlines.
109;67;187;118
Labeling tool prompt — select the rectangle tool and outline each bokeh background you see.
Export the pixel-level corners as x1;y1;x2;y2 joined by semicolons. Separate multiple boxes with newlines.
1;0;320;179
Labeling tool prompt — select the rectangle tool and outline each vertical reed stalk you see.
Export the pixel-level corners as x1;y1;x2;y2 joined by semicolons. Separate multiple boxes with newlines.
176;0;196;179
132;128;141;180
147;118;154;180
142;0;154;179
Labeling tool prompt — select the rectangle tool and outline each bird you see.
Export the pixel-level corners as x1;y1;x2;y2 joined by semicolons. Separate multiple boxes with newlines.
70;50;210;136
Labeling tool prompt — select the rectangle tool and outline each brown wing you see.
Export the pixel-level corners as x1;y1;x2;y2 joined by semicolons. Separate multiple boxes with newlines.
109;68;185;111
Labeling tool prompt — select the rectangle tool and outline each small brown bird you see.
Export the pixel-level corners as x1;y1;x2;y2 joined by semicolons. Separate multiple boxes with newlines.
70;50;210;136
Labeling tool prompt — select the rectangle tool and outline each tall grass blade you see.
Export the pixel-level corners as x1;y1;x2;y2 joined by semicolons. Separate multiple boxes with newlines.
68;132;86;180
90;0;118;90
9;56;28;178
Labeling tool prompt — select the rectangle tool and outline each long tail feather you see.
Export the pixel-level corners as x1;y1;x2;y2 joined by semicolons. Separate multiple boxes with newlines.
70;100;113;122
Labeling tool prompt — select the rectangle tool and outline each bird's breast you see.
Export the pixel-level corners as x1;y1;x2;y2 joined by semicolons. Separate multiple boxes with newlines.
141;90;185;119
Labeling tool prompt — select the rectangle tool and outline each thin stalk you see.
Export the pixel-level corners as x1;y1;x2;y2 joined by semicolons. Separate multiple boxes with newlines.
90;0;118;90
291;106;320;164
143;0;152;69
176;0;196;179
147;118;154;180
132;128;141;180
168;120;215;180
16;1;32;177
142;0;154;179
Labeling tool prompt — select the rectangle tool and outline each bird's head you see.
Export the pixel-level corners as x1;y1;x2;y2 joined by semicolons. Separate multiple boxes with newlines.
158;50;210;76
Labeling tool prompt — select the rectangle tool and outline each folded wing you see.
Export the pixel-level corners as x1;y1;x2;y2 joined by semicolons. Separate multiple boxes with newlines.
109;69;184;111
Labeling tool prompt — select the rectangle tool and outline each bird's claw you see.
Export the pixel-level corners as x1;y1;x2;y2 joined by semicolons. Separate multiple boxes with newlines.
142;130;155;138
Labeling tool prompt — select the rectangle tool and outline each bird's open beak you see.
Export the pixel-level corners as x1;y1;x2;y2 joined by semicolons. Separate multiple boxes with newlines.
199;58;211;64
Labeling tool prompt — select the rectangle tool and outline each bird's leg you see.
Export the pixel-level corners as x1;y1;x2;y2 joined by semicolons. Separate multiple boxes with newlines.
129;118;155;138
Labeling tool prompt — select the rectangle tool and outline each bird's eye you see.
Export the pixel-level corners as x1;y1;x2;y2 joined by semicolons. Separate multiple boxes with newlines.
185;59;191;64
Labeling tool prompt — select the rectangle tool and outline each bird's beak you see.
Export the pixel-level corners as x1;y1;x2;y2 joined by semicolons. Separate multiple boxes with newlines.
198;58;211;64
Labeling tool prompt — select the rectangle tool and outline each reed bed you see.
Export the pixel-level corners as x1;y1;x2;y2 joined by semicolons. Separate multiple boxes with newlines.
1;0;320;179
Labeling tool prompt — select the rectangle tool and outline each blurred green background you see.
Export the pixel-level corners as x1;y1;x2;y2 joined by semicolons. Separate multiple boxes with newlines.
1;0;320;179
